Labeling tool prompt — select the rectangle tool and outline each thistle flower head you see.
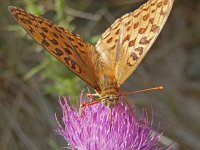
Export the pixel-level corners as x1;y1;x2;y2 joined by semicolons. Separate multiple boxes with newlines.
55;93;170;150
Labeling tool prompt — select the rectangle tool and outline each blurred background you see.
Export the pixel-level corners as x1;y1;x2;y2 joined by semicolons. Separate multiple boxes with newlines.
1;0;200;149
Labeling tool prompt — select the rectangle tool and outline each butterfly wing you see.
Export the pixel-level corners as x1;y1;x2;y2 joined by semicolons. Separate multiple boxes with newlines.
9;6;101;91
96;0;174;86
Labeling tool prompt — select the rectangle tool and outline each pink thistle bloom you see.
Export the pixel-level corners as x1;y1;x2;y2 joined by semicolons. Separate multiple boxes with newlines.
55;93;170;150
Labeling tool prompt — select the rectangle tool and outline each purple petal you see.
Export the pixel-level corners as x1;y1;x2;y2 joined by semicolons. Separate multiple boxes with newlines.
55;94;171;150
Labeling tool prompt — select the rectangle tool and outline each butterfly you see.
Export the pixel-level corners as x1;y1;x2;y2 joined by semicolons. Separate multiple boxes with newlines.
9;0;174;108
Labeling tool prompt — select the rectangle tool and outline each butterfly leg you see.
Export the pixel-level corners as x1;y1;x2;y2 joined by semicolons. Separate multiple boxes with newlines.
80;99;101;108
79;99;101;117
86;90;100;97
109;108;113;129
123;97;135;116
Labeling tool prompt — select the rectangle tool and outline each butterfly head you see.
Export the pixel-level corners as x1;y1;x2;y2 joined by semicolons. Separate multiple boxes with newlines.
101;95;119;108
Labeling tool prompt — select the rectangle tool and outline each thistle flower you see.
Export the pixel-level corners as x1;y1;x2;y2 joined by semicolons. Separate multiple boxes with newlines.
55;93;170;150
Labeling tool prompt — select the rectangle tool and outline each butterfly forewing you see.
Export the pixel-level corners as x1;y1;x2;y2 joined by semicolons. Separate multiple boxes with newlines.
96;0;174;86
9;6;101;91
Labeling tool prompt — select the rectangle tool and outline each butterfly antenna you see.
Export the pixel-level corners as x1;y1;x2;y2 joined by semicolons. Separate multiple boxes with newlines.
120;86;163;96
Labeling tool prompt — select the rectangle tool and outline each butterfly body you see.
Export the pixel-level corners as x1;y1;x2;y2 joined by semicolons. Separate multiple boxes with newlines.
9;0;174;108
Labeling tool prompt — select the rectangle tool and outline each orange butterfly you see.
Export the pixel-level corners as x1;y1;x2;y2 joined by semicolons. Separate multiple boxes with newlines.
9;0;174;108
